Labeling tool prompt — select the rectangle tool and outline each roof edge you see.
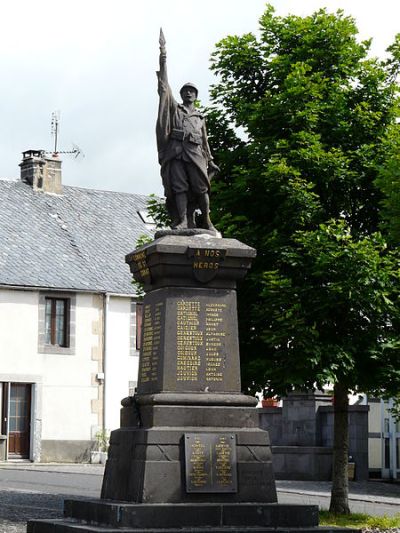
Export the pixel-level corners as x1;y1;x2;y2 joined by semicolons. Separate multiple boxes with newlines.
0;283;138;297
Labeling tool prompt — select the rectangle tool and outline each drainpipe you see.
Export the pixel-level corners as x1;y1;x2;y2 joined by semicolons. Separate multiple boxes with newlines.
388;398;398;480
102;293;110;432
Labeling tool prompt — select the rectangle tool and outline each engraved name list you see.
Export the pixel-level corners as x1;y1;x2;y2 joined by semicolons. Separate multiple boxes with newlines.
176;299;227;384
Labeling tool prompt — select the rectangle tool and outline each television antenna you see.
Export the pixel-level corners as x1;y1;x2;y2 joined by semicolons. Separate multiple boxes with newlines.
47;111;85;160
51;111;60;153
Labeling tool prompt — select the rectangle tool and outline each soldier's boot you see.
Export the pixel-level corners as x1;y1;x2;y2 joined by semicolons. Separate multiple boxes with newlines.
173;192;188;229
198;192;216;231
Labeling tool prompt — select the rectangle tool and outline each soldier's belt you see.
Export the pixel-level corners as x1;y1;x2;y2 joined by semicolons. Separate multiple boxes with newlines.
170;129;202;145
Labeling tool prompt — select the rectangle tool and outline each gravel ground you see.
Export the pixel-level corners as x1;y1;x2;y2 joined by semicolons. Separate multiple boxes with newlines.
0;489;64;533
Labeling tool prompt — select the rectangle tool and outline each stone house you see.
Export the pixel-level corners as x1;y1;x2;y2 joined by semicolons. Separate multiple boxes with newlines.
0;150;152;462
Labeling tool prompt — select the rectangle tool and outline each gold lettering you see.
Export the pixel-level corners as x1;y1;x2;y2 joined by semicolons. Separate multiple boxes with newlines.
133;251;146;262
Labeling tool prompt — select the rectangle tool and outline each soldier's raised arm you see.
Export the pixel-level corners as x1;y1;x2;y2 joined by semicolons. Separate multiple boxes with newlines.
156;28;174;155
158;28;168;87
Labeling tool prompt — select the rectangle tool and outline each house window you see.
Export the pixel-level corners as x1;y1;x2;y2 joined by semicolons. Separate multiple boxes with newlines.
45;298;70;347
38;292;76;354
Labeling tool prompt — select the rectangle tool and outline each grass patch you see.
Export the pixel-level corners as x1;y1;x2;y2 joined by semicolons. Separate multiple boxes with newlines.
319;510;400;529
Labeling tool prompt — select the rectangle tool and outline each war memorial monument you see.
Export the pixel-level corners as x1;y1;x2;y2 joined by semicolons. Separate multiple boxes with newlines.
28;32;355;533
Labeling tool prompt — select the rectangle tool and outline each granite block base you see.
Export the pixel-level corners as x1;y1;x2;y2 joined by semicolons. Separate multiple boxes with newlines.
100;424;276;503
27;501;359;532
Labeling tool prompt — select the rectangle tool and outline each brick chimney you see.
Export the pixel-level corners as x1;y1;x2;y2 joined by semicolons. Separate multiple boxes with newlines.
20;150;63;194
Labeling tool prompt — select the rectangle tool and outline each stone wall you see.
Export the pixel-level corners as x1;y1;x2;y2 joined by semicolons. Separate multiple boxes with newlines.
318;404;369;481
258;392;369;481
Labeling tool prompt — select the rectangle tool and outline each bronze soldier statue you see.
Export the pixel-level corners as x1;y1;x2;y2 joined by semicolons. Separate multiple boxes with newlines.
156;29;219;230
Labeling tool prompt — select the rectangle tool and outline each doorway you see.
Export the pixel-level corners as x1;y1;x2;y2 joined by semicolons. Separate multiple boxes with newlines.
1;383;31;458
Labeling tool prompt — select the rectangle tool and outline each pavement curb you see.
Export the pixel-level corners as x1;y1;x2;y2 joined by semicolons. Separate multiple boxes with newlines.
276;489;400;507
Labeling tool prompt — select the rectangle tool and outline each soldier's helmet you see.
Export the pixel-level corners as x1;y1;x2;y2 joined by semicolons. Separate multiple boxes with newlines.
180;82;198;97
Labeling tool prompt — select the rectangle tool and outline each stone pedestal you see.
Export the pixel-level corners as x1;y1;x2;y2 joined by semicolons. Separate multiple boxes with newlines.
101;408;276;505
100;234;276;506
27;233;354;532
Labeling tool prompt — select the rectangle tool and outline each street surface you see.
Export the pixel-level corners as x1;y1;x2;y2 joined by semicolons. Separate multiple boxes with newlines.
278;479;400;517
0;463;399;532
0;463;103;533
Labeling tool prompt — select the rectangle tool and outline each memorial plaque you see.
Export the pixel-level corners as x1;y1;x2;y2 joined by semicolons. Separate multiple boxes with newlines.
174;293;236;389
184;433;238;493
136;287;242;394
138;300;165;391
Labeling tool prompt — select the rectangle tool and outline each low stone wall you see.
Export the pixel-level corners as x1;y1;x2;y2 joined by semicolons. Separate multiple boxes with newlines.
271;446;332;481
258;393;369;481
318;405;369;481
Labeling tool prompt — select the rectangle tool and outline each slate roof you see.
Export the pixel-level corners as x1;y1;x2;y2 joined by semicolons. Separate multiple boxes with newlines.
0;179;154;294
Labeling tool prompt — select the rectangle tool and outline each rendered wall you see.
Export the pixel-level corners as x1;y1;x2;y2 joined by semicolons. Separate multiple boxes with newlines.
0;289;105;461
104;296;140;433
41;292;101;441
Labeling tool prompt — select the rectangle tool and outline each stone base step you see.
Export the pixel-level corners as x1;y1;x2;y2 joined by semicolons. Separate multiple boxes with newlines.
63;501;319;529
27;500;359;533
27;521;359;533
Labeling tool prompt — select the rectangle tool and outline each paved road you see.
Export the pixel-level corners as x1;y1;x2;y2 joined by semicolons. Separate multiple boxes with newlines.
277;480;400;517
0;463;103;497
0;463;399;532
0;464;103;533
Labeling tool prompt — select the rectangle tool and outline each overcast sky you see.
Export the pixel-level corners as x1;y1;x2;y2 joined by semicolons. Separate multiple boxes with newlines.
1;0;398;197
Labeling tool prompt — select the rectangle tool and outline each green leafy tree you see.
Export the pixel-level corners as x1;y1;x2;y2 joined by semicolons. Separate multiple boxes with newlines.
375;128;400;245
146;194;171;229
375;38;400;246
207;6;400;513
258;222;400;511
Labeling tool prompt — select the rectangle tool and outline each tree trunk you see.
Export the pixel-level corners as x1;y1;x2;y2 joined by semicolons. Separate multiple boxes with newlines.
329;381;350;514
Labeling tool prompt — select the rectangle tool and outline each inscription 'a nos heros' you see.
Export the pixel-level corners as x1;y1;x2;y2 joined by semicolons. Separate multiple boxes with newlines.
188;248;226;283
